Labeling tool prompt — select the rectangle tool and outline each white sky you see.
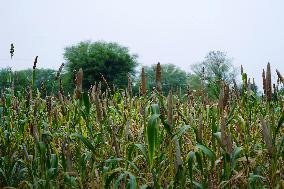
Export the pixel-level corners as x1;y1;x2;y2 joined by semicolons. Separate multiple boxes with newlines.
0;0;284;87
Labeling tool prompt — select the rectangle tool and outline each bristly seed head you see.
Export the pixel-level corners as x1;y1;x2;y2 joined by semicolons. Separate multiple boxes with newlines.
55;63;65;80
156;62;162;94
10;43;15;59
127;72;132;96
75;68;83;99
266;62;272;101
262;69;266;97
33;56;38;70
141;67;147;96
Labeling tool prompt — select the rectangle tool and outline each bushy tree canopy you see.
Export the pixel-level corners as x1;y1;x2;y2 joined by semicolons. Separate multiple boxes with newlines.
189;51;237;99
64;41;138;90
191;51;236;83
139;64;188;95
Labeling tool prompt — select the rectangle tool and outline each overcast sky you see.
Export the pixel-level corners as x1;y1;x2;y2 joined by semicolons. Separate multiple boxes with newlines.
0;0;284;87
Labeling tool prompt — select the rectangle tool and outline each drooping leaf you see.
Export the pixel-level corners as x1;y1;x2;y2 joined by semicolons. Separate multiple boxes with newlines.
172;125;191;141
71;134;96;154
105;170;120;189
196;144;216;170
231;146;242;171
213;132;222;144
134;144;149;164
114;172;126;189
125;171;137;189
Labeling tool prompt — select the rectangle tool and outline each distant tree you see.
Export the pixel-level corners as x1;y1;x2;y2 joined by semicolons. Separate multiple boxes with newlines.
189;51;237;99
0;68;57;96
138;64;188;95
64;41;138;90
0;68;13;90
187;74;201;91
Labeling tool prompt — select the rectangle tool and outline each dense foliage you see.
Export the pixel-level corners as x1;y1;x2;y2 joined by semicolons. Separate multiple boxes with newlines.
64;41;138;90
190;51;237;100
138;64;188;95
1;48;239;99
0;61;283;189
0;68;57;95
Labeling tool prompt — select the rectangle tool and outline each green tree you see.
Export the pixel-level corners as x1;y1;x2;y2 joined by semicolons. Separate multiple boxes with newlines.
0;68;58;96
189;51;237;99
0;68;12;90
187;73;201;91
64;41;138;90
138;64;188;95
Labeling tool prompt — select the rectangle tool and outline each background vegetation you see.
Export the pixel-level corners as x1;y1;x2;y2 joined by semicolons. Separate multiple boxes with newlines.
1;41;238;99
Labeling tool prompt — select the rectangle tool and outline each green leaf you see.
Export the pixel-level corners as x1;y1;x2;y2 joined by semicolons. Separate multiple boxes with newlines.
139;184;151;189
61;145;66;171
278;134;284;155
114;172;126;189
196;144;216;161
134;144;149;164
187;151;195;187
213;132;222;144
172;125;191;141
0;168;7;184
38;142;46;155
125;160;140;172
47;168;57;179
71;134;96;154
231;146;242;171
125;171;137;189
196;144;216;170
226;103;236;125
105;170;120;189
83;92;90;117
195;152;203;179
192;181;203;189
50;154;58;169
147;113;160;168
160;117;172;135
151;104;159;114
105;158;123;163
0;107;3;119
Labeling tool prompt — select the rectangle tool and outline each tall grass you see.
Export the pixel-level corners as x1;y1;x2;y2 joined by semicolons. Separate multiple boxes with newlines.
0;57;284;188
